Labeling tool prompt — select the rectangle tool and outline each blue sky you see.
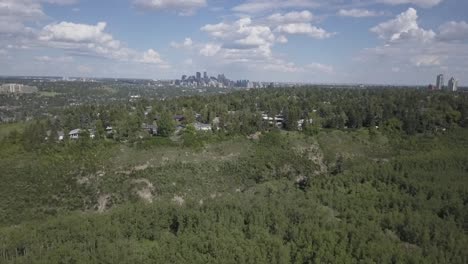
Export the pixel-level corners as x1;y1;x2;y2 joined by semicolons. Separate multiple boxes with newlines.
0;0;467;85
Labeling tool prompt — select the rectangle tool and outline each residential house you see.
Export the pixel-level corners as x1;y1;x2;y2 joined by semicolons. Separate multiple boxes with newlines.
69;129;81;140
106;126;114;135
193;122;212;132
142;123;158;135
69;129;95;139
173;115;185;122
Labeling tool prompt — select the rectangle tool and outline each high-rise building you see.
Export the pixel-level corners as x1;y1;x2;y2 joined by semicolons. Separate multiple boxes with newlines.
196;72;201;81
181;75;187;81
448;77;458;92
203;72;208;80
436;74;444;90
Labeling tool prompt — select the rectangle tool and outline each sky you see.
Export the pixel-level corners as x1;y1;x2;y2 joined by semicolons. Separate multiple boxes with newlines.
0;0;467;85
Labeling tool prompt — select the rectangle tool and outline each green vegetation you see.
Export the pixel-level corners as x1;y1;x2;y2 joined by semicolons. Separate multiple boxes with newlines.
0;122;26;140
38;91;61;97
0;87;467;263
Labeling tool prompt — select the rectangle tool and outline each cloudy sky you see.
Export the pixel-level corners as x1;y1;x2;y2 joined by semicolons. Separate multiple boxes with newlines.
0;0;467;85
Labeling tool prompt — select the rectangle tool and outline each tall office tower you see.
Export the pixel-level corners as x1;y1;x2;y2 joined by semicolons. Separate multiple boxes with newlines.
203;72;208;80
436;74;444;90
196;72;201;81
181;75;187;81
448;77;458;92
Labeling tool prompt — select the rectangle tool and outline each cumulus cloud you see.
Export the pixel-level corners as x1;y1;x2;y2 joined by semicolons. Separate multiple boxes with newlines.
133;0;206;15
232;0;320;14
438;21;468;42
40;22;119;47
370;8;435;42
38;21;168;67
338;9;382;18
378;0;443;8
0;0;44;34
268;10;314;24
0;0;79;35
170;38;194;49
139;49;164;64
202;17;276;49
199;43;222;56
275;23;334;39
357;6;468;83
198;14;335;75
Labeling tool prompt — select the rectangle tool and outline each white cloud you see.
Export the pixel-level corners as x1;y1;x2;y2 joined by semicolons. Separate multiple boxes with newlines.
275;23;334;39
411;54;441;67
358;8;468;83
170;38;194;49
201;22;232;38
133;0;206;15
438;21;468;42
41;0;78;5
268;10;314;24
202;17;276;49
276;35;288;43
338;9;382;18
200;43;221;56
0;0;44;34
0;0;77;35
306;63;334;74
370;8;434;42
40;22;119;47
39;21;128;59
38;21;168;66
139;49;164;64
198;15;335;76
35;55;74;62
232;0;319;14
378;0;443;8
263;60;302;73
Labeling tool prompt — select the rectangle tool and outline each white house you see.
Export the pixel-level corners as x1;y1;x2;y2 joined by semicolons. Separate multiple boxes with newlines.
69;129;81;139
193;122;212;132
69;129;96;139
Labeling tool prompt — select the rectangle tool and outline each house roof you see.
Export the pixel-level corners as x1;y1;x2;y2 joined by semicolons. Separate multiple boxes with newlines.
194;122;211;128
69;129;81;135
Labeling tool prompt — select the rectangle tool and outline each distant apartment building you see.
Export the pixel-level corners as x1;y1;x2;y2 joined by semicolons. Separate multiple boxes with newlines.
0;83;38;94
448;77;458;92
436;74;444;90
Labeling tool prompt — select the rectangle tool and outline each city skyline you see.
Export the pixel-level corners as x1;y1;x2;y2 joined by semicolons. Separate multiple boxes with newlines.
0;0;467;85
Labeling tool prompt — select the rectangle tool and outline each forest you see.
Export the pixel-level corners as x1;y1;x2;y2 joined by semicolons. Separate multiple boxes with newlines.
0;86;467;263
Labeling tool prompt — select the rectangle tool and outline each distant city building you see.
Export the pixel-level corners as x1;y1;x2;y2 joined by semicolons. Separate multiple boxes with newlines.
176;71;255;88
448;77;458;92
436;74;444;90
0;83;38;94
